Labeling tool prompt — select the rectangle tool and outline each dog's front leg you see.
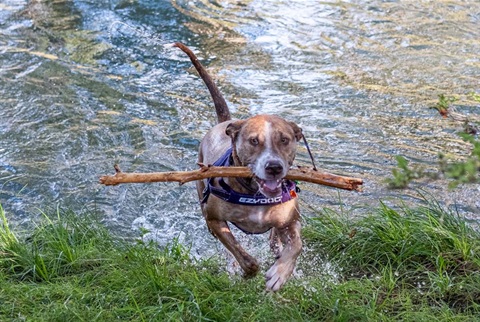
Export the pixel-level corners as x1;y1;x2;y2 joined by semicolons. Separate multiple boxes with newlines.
269;228;283;258
265;220;302;291
206;219;259;277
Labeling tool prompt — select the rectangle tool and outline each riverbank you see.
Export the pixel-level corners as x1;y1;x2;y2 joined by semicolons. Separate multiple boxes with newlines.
1;201;479;321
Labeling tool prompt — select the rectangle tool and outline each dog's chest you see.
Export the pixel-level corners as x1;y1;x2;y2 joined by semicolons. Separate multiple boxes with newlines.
224;201;297;233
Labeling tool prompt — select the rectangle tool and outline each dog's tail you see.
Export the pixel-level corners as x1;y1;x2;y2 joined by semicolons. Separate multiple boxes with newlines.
173;42;231;123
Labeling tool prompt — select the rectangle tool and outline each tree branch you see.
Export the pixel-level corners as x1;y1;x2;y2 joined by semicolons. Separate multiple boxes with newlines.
99;164;363;191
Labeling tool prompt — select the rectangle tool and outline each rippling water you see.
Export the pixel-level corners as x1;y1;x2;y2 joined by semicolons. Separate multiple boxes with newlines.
1;0;479;253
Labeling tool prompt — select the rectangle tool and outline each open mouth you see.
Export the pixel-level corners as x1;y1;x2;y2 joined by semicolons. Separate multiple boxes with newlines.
257;178;283;196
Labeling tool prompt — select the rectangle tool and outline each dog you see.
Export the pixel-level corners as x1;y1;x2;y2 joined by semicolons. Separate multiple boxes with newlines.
174;43;303;291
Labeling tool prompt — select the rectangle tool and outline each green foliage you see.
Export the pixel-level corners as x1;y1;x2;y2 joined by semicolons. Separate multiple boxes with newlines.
439;134;480;187
2;202;480;321
1;206;113;282
304;200;480;316
388;134;479;189
0;203;18;249
386;156;437;189
432;94;457;116
389;92;480;189
387;156;420;188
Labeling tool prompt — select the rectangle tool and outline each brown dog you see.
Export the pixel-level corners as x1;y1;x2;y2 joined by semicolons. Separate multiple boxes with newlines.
174;43;303;291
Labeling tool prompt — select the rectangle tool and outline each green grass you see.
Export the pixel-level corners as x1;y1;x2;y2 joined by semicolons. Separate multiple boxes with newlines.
1;201;480;321
303;199;480;319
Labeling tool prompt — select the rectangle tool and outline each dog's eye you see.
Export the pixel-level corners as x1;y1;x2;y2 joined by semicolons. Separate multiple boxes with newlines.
249;138;259;146
281;137;290;145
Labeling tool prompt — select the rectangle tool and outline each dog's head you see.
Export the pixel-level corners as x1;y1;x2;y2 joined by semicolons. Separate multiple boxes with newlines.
226;115;303;197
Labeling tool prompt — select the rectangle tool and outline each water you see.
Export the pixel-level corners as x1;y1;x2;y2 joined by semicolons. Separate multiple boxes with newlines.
1;0;479;253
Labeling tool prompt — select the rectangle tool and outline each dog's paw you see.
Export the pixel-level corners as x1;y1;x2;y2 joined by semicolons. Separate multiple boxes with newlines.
265;261;293;291
242;257;260;278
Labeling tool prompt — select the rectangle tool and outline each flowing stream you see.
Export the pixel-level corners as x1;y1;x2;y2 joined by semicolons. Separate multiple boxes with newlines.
1;0;479;254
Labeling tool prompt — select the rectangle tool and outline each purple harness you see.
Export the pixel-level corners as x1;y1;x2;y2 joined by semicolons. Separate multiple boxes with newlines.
201;147;298;206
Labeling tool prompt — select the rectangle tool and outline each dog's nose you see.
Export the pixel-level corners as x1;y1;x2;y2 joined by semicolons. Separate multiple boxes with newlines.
265;161;283;176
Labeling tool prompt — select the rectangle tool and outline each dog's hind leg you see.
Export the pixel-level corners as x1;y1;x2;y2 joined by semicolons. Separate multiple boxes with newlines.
206;219;259;277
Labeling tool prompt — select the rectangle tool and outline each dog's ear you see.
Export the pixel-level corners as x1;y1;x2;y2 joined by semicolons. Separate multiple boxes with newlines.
288;121;303;141
225;120;246;141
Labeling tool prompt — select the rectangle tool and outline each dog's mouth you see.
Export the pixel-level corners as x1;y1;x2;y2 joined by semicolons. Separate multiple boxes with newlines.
256;178;283;197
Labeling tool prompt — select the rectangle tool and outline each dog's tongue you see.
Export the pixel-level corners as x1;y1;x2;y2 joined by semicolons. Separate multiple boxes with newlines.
262;179;281;193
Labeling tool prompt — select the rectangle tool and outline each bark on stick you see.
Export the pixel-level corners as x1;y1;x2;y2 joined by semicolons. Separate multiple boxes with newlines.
99;164;363;191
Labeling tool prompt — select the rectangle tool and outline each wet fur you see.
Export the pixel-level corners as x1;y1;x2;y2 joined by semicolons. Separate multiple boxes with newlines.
174;42;303;291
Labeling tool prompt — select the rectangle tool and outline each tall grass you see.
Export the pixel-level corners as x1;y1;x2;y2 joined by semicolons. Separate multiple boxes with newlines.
1;204;112;281
1;200;480;321
303;199;480;316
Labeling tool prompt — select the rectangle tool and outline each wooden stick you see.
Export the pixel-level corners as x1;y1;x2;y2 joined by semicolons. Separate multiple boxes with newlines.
99;164;363;191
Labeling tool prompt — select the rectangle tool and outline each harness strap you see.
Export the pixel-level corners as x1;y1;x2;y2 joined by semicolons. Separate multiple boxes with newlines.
201;147;298;206
201;147;233;204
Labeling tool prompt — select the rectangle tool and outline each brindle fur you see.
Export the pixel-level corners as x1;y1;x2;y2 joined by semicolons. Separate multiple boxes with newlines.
174;43;303;291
